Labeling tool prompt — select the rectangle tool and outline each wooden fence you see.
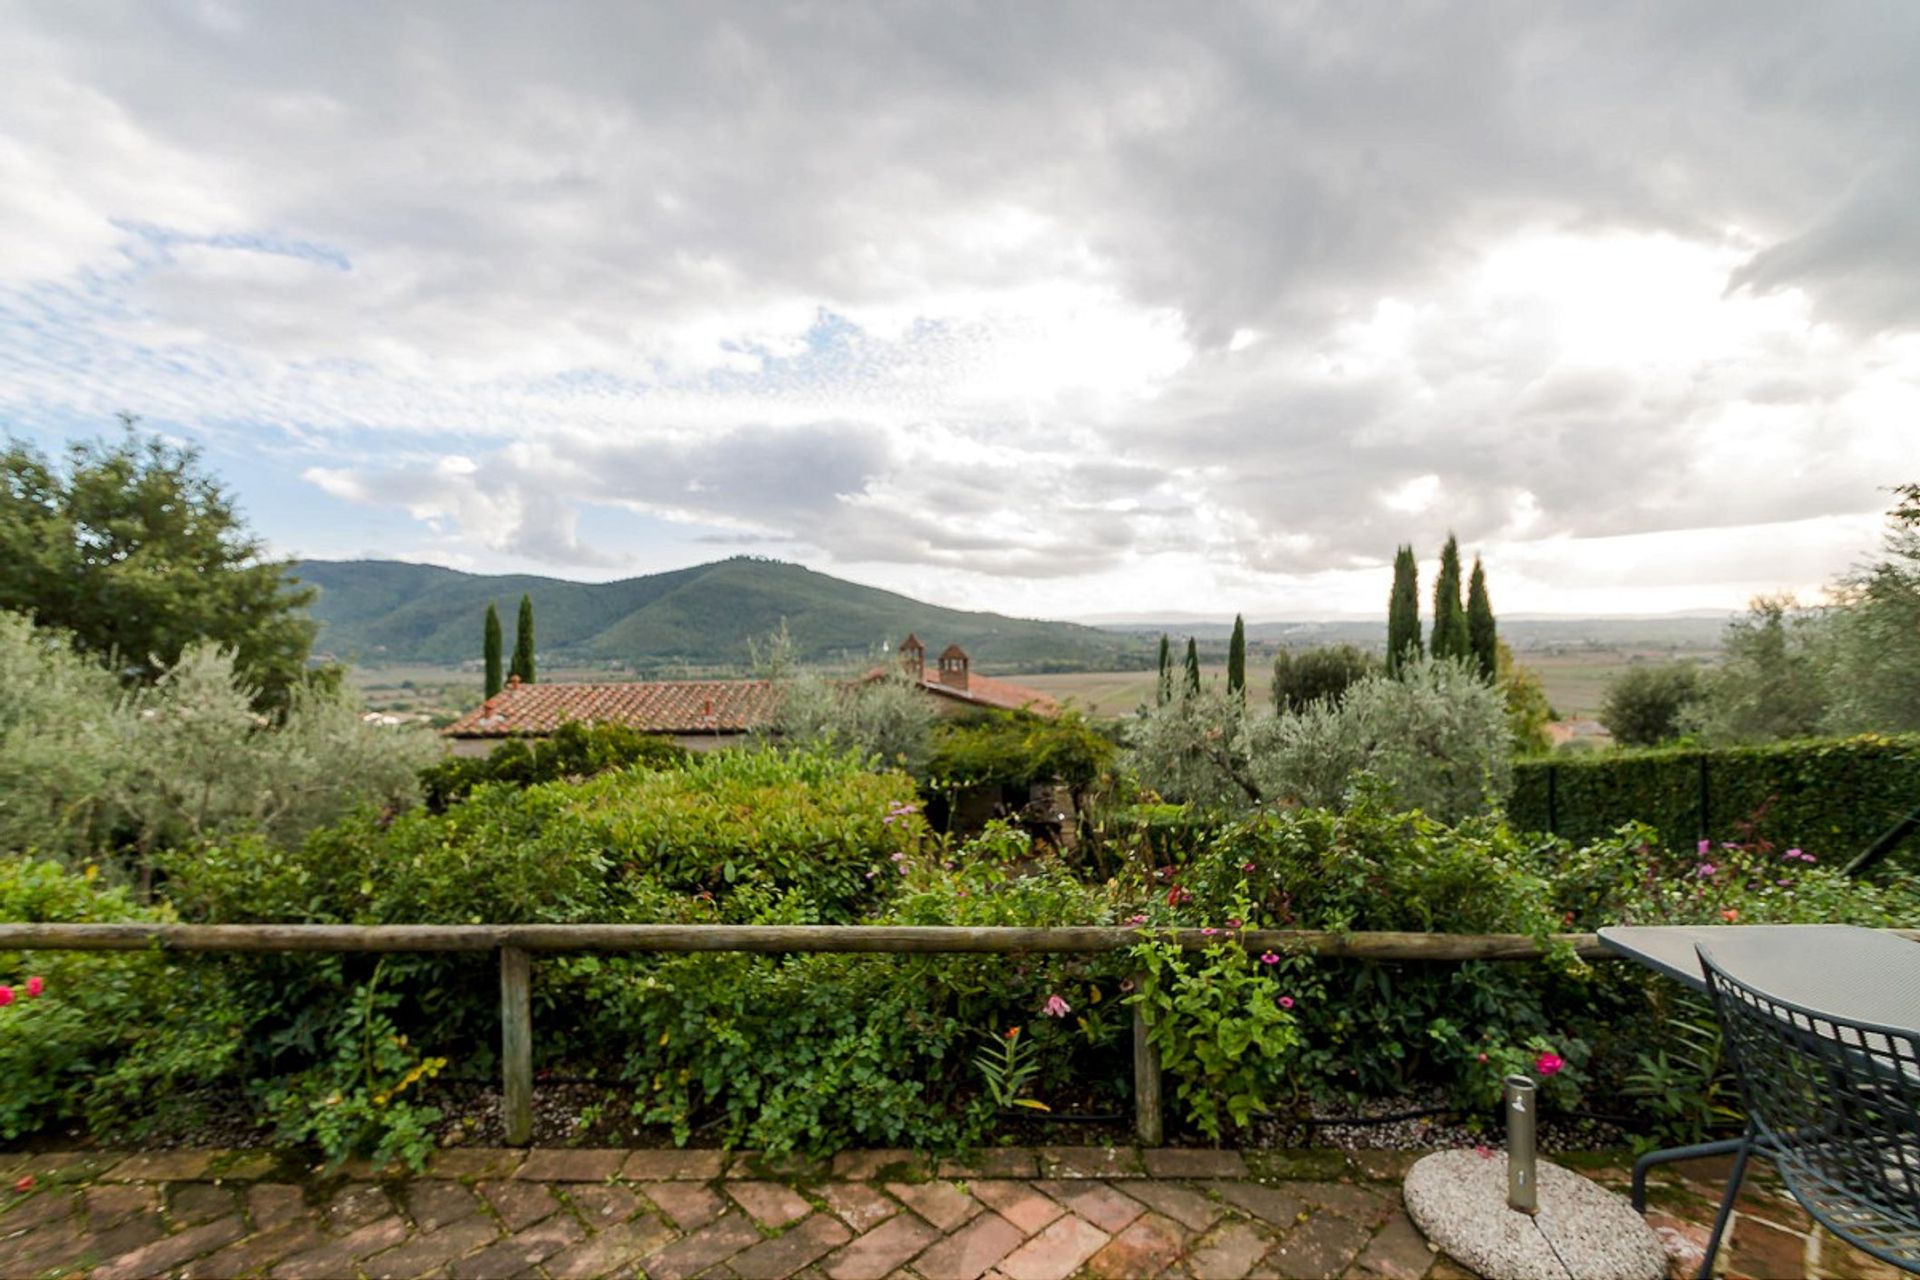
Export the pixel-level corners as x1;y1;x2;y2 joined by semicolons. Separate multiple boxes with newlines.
0;923;1623;1147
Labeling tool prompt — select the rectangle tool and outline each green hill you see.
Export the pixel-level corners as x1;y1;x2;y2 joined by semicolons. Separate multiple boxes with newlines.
293;557;1151;674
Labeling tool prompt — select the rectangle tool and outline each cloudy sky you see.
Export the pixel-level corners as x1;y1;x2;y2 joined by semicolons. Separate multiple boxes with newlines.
2;2;1916;620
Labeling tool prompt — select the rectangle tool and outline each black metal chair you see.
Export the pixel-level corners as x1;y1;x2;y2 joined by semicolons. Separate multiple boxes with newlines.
1648;944;1920;1277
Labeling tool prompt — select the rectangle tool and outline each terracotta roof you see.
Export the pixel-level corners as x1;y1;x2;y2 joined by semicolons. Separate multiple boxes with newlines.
443;679;781;739
862;666;1062;718
938;643;969;661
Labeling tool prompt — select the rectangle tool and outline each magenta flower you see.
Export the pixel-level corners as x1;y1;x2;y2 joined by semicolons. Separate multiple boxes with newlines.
1240;861;1256;872
1226;918;1242;930
0;986;11;1007
1535;1051;1565;1077
1696;863;1717;877
864;869;877;879
23;977;41;998
1201;927;1218;936
1697;839;1712;855
890;852;905;861
1260;951;1281;965
1127;913;1149;926
1277;995;1295;1009
1043;994;1072;1018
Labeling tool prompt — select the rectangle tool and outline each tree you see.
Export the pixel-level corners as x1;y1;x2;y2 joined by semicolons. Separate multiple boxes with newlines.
0;421;317;709
1271;645;1379;714
1599;663;1701;747
483;603;504;699
1820;486;1920;735
1183;637;1201;699
1683;596;1828;744
510;593;536;684
1227;615;1246;701
1466;557;1497;680
1497;642;1554;756
1386;545;1422;676
1430;534;1470;662
1156;635;1173;706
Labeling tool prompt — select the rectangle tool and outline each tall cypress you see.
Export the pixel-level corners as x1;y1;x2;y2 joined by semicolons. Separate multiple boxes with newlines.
1227;614;1247;701
1431;534;1469;662
510;593;536;684
483;602;504;698
1467;556;1497;681
1183;637;1201;699
1156;634;1173;706
1386;545;1422;677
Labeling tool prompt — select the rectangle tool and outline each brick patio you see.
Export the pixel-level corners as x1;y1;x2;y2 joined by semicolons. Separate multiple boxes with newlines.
0;1144;1902;1278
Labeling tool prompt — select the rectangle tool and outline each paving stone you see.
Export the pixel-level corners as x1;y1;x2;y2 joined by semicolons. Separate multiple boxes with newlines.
103;1149;218;1182
642;1211;763;1280
998;1212;1113;1280
731;1151;830;1180
477;1178;561;1230
84;1182;159;1228
247;1182;310;1233
1728;1215;1811;1280
888;1179;982;1232
515;1147;628;1181
325;1181;396;1230
1350;1209;1436;1280
620;1148;727;1180
1293;1179;1392;1225
1259;1209;1372;1280
641;1179;728;1231
168;1179;240;1226
823;1210;943;1280
448;1212;587;1279
426;1147;527;1180
831;1148;927;1180
93;1214;248;1280
1209;1179;1308;1228
1186;1219;1275;1280
1032;1180;1145;1234
821;1181;900;1232
362;1215;502;1279
210;1150;280;1181
271;1215;413;1278
1348;1151;1422;1183
910;1211;1028;1280
568;1181;644;1226
970;1180;1065;1235
1142;1148;1249;1180
2;1186;79;1233
406;1179;485;1231
728;1179;816;1228
16;1151;117;1183
730;1212;854;1279
0;1218;90;1278
193;1220;329;1279
1038;1146;1146;1179
1126;1178;1225;1231
543;1213;678;1279
79;1211;172;1269
939;1149;1041;1180
1085;1210;1184;1279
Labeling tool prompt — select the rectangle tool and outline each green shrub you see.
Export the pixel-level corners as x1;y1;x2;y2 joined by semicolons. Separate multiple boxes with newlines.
420;721;689;811
1599;663;1701;747
926;711;1115;792
1510;734;1920;864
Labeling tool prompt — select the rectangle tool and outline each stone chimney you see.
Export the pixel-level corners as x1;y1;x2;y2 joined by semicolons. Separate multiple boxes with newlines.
899;633;926;678
936;643;970;691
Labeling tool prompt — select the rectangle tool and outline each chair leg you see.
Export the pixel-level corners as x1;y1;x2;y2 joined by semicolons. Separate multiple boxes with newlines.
1696;1129;1755;1280
1631;1136;1749;1213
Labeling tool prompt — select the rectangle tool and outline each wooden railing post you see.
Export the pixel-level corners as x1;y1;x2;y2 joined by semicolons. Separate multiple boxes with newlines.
1132;976;1163;1147
500;946;533;1146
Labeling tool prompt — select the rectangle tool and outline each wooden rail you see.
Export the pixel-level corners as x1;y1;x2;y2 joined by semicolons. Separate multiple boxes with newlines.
0;922;1625;1146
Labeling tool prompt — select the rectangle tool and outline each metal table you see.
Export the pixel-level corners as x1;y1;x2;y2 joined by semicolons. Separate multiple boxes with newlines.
1598;924;1920;1027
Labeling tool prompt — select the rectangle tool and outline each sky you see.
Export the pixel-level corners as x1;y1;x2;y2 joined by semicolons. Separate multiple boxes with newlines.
1;2;1916;622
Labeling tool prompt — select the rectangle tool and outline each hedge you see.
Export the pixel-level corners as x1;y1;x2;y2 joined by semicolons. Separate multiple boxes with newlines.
1509;734;1920;863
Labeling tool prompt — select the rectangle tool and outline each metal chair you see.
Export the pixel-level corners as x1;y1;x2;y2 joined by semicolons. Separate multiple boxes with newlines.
1672;944;1920;1277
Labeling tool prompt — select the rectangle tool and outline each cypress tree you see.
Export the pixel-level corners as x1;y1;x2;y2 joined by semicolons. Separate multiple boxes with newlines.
1227;615;1247;701
1387;545;1422;676
1431;534;1469;662
1183;637;1201;699
1156;634;1173;706
1467;556;1497;680
483;602;503;698
510;593;536;684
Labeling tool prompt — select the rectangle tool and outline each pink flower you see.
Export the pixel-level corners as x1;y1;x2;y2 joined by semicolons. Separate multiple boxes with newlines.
1277;996;1295;1010
1043;994;1071;1018
1127;914;1148;926
1167;886;1191;906
890;852;905;861
898;866;909;876
1225;918;1242;930
1535;1051;1565;1077
1721;908;1740;922
23;977;41;998
1259;951;1280;965
1696;863;1717;878
864;869;877;879
12;1174;31;1192
1240;861;1256;872
1698;839;1712;855
0;987;12;1007
1474;1145;1493;1160
1476;1052;1489;1064
1201;927;1218;936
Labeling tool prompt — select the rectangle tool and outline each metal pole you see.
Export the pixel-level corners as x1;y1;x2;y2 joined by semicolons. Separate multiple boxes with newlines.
1505;1074;1537;1214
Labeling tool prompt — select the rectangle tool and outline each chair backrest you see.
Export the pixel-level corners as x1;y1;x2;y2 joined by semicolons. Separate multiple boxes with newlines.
1699;944;1920;1270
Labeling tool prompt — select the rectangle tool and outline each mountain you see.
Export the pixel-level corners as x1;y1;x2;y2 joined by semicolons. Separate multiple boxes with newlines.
292;557;1153;674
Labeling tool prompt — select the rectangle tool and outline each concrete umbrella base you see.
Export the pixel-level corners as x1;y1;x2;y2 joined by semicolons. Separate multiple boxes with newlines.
1404;1149;1668;1280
